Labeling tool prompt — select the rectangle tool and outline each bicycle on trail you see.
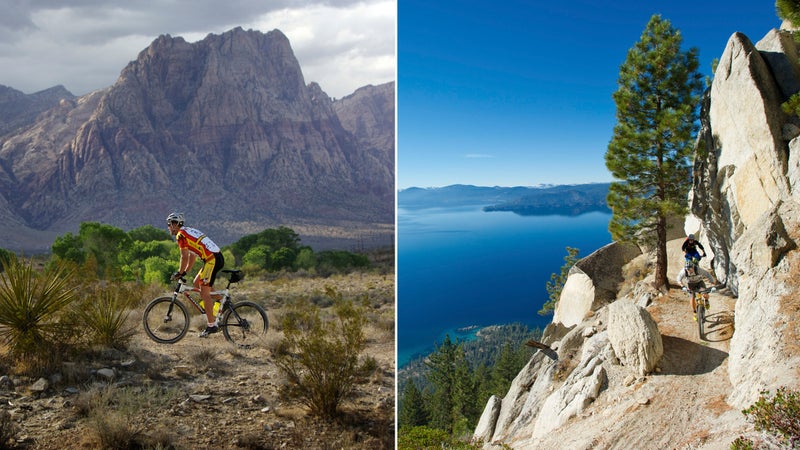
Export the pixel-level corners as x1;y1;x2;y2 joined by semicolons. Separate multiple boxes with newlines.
142;269;268;348
683;285;716;339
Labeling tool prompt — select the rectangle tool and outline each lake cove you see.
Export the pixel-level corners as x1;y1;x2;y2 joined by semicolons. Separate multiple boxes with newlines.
397;206;611;367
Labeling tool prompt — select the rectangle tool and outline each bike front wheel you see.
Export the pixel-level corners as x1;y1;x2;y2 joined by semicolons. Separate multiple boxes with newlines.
143;296;190;344
697;303;705;340
221;301;269;349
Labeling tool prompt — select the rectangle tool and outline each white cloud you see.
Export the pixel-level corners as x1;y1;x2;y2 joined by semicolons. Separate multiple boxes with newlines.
0;0;395;97
247;1;395;98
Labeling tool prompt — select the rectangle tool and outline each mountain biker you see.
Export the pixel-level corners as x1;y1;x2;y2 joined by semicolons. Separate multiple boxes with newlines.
166;212;225;337
681;233;707;261
676;258;716;321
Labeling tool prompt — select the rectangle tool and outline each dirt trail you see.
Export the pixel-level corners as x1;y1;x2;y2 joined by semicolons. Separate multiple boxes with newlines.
527;284;748;450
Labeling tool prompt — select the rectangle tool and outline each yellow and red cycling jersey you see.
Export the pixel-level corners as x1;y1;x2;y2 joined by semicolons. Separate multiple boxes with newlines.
175;226;221;261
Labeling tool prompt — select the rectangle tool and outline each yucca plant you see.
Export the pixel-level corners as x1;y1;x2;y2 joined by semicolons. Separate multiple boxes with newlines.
0;258;78;361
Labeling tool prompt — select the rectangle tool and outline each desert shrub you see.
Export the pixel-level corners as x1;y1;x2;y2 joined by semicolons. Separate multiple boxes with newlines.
731;387;800;449
274;287;369;418
76;286;138;349
77;385;179;448
88;410;142;449
0;409;19;449
0;258;79;373
189;348;218;372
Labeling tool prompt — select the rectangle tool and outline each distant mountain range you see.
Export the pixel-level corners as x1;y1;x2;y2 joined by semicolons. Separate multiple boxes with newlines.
398;183;612;215
0;28;394;253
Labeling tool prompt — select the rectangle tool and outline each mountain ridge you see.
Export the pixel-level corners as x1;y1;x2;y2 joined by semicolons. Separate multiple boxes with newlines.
0;27;394;253
399;183;611;215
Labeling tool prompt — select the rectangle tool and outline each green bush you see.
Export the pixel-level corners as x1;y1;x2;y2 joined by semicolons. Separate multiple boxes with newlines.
732;387;800;449
127;224;171;242
243;245;271;269
539;247;579;316
274;288;369;418
0;248;15;271
142;256;174;285
317;250;370;275
397;426;483;450
294;248;316;271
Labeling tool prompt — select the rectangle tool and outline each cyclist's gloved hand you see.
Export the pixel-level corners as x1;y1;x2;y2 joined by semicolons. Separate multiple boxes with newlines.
171;271;186;281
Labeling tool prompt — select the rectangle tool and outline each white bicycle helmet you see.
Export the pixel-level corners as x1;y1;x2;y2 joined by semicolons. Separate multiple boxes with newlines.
166;212;184;225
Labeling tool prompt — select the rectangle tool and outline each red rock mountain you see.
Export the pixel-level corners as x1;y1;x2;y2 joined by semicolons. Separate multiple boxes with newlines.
0;28;394;252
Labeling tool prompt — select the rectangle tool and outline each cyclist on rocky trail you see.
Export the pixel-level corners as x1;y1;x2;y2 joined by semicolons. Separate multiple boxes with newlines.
676;258;716;321
166;212;225;337
681;233;707;261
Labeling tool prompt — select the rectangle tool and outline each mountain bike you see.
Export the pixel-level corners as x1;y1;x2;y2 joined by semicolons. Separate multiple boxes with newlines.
683;285;716;339
142;269;268;348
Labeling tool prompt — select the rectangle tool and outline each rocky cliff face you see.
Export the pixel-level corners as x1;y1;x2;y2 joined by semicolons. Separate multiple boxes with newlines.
0;28;394;251
0;85;74;136
475;25;800;449
690;27;800;409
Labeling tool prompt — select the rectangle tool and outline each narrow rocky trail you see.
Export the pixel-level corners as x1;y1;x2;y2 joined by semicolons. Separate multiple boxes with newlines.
524;283;748;450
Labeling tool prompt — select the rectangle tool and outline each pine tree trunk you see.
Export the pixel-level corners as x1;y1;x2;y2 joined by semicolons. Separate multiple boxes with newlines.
653;215;668;289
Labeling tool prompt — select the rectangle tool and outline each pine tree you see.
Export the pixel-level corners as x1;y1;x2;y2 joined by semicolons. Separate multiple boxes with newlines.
490;342;518;396
452;348;478;437
606;14;703;289
425;335;457;432
399;380;428;428
539;247;580;316
777;0;800;26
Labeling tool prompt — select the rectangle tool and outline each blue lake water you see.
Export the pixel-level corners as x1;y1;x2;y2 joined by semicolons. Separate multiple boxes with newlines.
397;205;612;367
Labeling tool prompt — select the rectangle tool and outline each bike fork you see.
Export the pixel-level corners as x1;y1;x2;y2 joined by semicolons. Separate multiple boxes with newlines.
164;295;179;322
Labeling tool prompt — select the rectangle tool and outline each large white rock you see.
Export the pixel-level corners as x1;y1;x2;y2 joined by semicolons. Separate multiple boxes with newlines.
553;242;641;327
553;271;594;327
607;299;663;376
710;32;789;231
531;332;609;439
695;29;800;408
474;395;503;443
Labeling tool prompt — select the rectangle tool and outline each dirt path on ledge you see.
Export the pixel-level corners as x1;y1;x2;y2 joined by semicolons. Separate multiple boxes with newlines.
523;285;749;450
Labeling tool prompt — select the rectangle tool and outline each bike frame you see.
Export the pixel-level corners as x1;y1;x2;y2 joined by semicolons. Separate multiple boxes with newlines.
169;278;231;320
170;276;254;325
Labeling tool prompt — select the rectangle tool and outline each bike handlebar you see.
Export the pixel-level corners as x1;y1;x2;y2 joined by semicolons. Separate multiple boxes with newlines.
682;286;716;294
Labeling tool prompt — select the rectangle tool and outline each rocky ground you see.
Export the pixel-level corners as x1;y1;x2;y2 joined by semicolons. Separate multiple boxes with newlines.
513;283;752;450
0;271;395;449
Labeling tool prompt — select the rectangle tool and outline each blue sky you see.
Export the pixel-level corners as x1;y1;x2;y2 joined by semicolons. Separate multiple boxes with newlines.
398;1;781;188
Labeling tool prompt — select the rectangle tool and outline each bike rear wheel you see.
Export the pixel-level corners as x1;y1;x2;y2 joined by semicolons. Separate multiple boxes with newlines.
221;301;269;349
143;297;190;344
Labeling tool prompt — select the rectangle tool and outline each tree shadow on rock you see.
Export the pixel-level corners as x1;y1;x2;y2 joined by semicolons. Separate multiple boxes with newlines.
658;335;728;376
